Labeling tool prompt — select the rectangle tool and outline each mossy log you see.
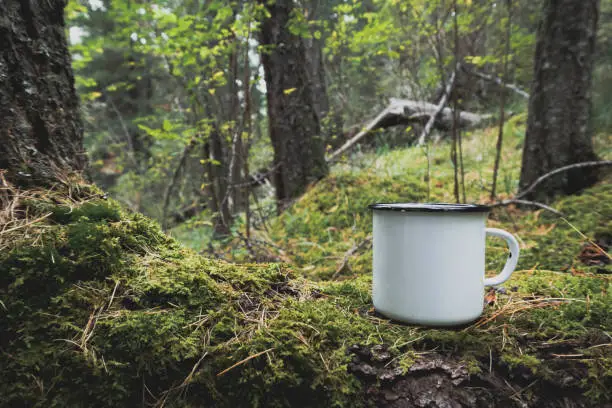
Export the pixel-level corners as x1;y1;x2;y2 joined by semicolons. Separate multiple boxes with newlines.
0;183;610;407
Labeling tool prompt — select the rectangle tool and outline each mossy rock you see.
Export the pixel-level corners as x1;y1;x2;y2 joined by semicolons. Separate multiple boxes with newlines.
1;184;611;407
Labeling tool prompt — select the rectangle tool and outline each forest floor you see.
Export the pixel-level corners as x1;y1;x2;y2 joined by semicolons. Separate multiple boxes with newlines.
1;122;611;407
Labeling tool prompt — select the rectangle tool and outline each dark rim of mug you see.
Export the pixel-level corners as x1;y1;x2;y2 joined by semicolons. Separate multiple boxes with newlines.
368;203;491;213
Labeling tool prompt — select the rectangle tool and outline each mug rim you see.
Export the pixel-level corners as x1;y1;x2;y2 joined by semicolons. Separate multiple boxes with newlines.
368;202;490;213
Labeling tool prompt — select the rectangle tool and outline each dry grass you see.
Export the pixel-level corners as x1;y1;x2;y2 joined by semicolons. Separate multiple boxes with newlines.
0;170;100;251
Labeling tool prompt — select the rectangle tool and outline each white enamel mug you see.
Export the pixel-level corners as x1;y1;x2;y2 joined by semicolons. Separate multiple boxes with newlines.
369;203;520;326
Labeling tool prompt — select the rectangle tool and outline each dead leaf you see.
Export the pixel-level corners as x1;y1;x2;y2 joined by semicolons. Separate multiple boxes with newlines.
484;288;497;305
532;223;556;236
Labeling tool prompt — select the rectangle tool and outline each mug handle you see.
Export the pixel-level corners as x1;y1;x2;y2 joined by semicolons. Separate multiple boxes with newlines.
483;228;520;287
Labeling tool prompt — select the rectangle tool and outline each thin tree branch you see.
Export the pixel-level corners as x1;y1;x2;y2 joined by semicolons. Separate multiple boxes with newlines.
464;68;529;99
490;199;563;216
490;160;612;215
332;236;373;279
161;138;197;231
516;160;612;200
107;96;137;168
326;107;393;163
451;1;460;204
417;64;459;146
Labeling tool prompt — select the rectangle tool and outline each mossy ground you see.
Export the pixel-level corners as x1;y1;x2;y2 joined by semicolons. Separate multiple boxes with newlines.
1;126;611;406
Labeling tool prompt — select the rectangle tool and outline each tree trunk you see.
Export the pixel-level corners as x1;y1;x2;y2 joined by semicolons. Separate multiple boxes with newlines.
259;0;329;212
208;127;232;236
0;0;86;186
519;0;600;200
303;36;329;126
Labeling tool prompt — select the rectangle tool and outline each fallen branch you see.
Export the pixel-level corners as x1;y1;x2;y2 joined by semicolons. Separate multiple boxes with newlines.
326;107;395;164
417;65;458;146
490;160;612;216
516;160;612;200
464;68;529;99
326;98;490;163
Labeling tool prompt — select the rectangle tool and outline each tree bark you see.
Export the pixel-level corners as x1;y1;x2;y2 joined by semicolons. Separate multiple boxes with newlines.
208;127;232;236
0;0;86;186
259;0;329;212
303;36;329;126
519;0;600;200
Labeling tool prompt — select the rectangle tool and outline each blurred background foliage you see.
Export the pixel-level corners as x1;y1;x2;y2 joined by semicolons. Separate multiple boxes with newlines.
65;0;612;248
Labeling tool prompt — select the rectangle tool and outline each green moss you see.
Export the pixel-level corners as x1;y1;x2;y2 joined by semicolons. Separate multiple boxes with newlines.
511;182;612;274
501;353;541;374
2;127;611;406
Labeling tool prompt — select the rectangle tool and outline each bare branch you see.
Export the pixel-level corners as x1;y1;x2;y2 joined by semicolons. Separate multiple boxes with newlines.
489;161;612;216
107;97;137;168
516;160;612;200
417;64;459;146
326;107;393;164
490;199;563;216
464;68;529;99
333;236;373;279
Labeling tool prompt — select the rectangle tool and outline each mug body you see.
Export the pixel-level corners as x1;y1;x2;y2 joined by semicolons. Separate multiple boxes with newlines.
371;204;489;326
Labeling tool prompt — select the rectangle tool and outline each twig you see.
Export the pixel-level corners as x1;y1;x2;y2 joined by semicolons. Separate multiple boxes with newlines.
516;160;612;200
161;138;197;230
0;212;52;236
333;236;373;279
417;64;459;146
561;217;611;260
490;199;562;216
178;352;209;388
235;230;257;259
216;348;274;377
326;107;393;163
229;162;282;189
490;160;612;215
106;280;120;310
469;299;567;330
108;96;137;167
